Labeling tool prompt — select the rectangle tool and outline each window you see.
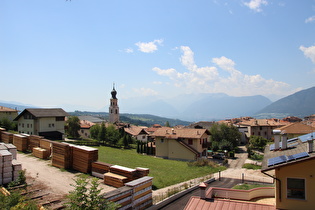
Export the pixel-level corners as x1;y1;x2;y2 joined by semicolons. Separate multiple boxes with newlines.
188;139;193;145
56;117;65;121
160;139;164;143
287;178;305;199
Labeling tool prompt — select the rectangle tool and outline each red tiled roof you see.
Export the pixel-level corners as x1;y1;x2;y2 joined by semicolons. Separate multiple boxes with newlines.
0;106;18;112
277;122;314;134
152;127;210;139
184;197;276;210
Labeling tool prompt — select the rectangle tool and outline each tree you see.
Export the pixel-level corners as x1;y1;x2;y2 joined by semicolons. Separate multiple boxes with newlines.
210;123;241;151
106;124;120;146
66;116;81;138
248;135;268;151
90;124;100;140
66;175;119;210
0;118;16;131
98;122;107;145
165;121;171;127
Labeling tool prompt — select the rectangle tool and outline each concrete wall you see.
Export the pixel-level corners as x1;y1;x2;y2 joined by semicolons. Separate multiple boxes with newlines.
207;187;275;201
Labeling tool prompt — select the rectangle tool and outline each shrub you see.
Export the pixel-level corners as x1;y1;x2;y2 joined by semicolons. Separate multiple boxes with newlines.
242;163;261;170
187;159;217;167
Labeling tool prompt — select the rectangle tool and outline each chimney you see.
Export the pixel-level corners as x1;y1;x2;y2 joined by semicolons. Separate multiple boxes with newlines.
273;129;281;150
308;135;314;153
281;134;287;150
199;182;208;200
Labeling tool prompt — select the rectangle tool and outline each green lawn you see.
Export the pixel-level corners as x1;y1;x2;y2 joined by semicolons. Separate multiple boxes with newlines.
97;146;225;189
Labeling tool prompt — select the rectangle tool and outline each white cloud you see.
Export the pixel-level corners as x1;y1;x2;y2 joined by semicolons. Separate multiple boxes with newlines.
133;87;159;96
153;46;291;97
124;48;134;53
244;0;268;12
305;16;315;23
300;45;315;63
135;39;163;53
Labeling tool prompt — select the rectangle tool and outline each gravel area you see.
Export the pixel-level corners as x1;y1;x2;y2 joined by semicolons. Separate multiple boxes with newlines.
17;152;115;196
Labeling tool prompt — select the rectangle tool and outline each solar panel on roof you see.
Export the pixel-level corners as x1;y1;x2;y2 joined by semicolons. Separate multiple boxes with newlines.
267;155;287;167
287;137;298;143
287;152;309;161
299;132;315;143
288;143;298;148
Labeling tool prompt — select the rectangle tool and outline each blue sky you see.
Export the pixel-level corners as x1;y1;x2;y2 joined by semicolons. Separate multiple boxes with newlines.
1;0;315;112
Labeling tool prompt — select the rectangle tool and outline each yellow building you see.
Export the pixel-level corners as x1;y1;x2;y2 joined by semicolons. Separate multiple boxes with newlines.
0;106;18;121
14;108;68;140
261;132;315;210
152;127;210;161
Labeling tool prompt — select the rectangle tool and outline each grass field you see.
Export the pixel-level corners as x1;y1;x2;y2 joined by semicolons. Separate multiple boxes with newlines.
97;146;225;189
232;183;274;190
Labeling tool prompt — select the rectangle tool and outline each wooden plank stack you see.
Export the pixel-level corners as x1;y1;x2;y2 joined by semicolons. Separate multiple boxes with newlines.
72;146;98;173
28;135;43;152
91;161;113;179
135;167;150;178
32;147;49;159
51;142;71;169
110;165;137;182
13;134;28;152
103;186;133;209
1;131;13;144
125;176;153;210
12;159;22;181
40;139;52;156
4;144;17;160
0;150;13;185
104;172;128;188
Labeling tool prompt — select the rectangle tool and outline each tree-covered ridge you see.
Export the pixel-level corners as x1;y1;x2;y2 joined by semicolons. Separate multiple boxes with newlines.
69;111;191;127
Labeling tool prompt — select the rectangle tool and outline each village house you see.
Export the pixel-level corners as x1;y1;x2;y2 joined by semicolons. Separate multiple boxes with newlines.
260;131;315;210
124;125;149;142
275;121;314;139
238;118;290;140
14;108;68;140
152;127;210;161
0;106;19;121
77;115;106;139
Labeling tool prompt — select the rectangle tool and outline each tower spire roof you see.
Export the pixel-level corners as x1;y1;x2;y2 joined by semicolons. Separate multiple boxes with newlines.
111;83;117;99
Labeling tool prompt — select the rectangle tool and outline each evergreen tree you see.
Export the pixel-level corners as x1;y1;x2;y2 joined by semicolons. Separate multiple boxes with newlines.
98;122;106;145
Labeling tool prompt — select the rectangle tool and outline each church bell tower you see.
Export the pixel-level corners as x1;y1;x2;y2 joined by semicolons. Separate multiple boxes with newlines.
109;84;119;123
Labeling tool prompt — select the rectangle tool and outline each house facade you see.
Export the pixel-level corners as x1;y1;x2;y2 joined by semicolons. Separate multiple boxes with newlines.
239;118;289;140
261;132;315;210
153;127;210;161
14;108;68;140
0;106;19;121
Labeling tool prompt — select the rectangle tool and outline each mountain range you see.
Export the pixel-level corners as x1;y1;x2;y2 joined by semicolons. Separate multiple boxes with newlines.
1;86;315;122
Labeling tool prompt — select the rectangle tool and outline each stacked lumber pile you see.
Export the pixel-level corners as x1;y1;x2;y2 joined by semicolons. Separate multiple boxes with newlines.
104;172;128;188
40;139;51;156
1;131;13;144
91;161;113;179
103;186;133;209
3;144;17;160
135;167;150;178
0;150;13;185
13;134;28;152
125;176;153;209
32;147;49;159
28;135;42;152
12;159;22;181
72;146;98;173
109;165;137;182
51;142;71;169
